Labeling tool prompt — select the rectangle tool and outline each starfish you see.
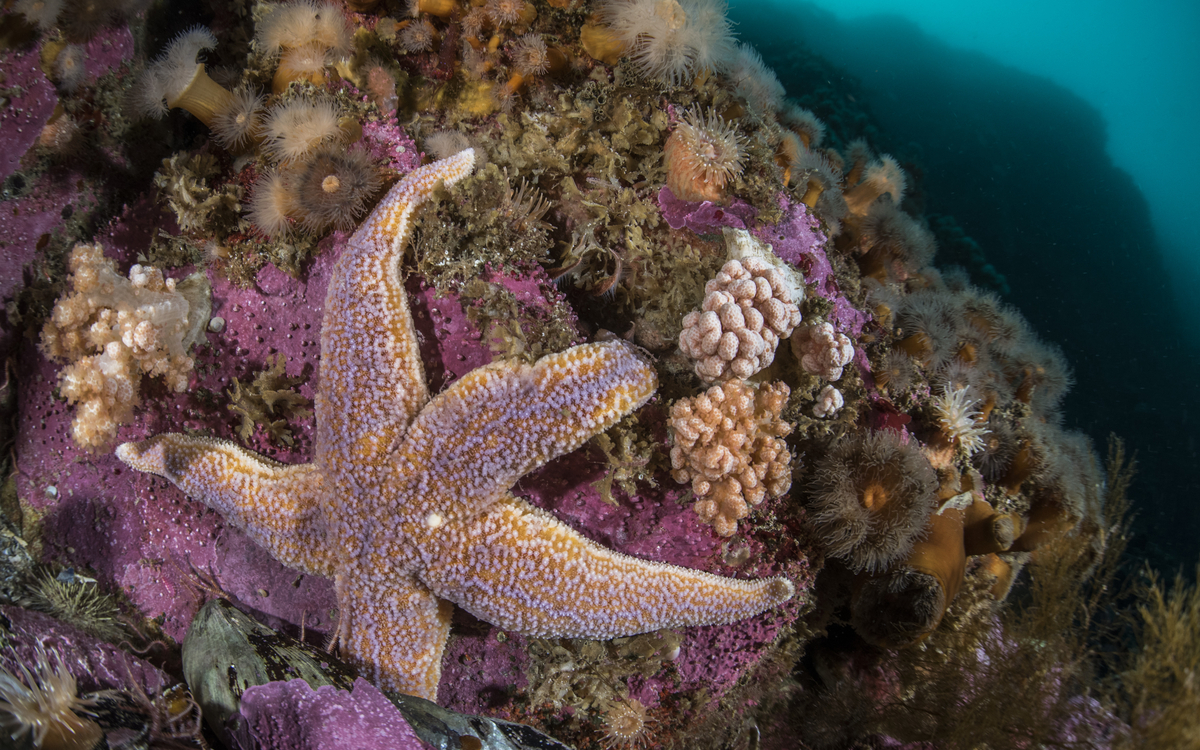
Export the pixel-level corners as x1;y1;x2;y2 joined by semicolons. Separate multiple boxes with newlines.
116;149;795;701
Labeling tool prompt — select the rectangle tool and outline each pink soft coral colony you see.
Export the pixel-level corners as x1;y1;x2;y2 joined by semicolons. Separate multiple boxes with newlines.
0;0;1123;747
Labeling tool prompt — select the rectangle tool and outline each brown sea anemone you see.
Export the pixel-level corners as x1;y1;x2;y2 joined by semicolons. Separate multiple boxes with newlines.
728;42;785;114
664;106;745;203
291;147;381;232
850;504;967;648
257;0;352;58
510;32;550;75
210;85;265;149
256;0;352;93
53;43;87;92
485;0;526;25
781;103;825;148
844;154;906;216
876;349;918;394
807;430;938;573
425;130;473;161
855;202;937;282
399;18;437;53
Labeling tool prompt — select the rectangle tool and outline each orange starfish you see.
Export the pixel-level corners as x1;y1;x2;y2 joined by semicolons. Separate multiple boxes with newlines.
116;149;795;700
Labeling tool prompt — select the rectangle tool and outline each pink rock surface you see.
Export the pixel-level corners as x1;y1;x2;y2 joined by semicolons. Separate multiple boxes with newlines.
0;44;57;183
0;605;173;696
658;186;758;233
239;678;432;750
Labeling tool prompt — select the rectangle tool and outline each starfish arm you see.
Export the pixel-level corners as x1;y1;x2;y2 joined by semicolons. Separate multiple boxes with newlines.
418;495;795;639
315;149;477;477
394;341;657;524
116;434;335;577
335;561;452;701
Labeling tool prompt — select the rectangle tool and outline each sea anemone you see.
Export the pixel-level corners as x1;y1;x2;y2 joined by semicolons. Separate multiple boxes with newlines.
37;109;83;156
728;43;785;114
876;349;917;394
0;648;103;750
844;155;907;216
931;383;989;455
461;8;489;39
257;0;351;58
599;697;653;749
130;26;235;127
256;0;352;92
850;504;967;648
14;0;65;31
894;288;958;368
1007;339;1073;416
485;0;526;25
291;147;381;232
598;0;737;86
53;44;87;92
425;130;473;161
855;203;937;282
274;41;330;87
974;419;1016;480
510;32;550;75
399;18;437;53
248;170;297;239
261;97;346;163
807;430;938;573
781;103;825;148
210;85;265;149
663;106;745;203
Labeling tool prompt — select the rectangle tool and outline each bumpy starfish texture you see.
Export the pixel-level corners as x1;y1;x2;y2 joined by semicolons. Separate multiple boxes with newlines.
116;149;795;701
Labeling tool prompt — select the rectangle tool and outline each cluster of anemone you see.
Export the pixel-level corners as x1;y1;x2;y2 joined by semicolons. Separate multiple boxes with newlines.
597;0;737;86
243;96;380;239
250;143;381;237
256;0;353;93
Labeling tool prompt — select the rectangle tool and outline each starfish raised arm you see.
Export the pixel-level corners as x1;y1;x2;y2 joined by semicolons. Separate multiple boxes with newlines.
392;341;657;524
419;495;795;638
116;435;334;577
316;149;477;474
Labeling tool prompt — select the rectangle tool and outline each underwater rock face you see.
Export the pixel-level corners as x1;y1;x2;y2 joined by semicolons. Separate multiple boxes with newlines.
0;0;1141;745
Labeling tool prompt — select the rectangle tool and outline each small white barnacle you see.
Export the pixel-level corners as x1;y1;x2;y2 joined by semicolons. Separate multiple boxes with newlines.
424;511;445;529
